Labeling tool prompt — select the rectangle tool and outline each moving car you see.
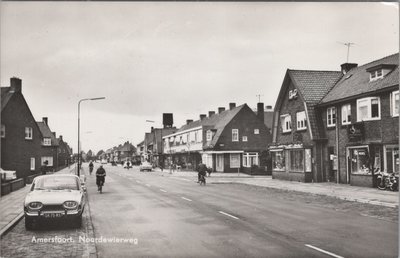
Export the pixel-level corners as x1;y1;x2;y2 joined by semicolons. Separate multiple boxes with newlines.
23;174;86;230
139;162;152;172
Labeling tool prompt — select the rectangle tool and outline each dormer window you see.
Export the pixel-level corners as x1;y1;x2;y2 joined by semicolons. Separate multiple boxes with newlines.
367;64;396;82
207;130;213;141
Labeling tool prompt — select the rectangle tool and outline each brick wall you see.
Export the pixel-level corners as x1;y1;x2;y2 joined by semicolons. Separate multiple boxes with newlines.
1;93;42;179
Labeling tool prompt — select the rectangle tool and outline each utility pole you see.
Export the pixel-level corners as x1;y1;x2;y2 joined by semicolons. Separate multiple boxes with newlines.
256;94;263;102
338;42;355;63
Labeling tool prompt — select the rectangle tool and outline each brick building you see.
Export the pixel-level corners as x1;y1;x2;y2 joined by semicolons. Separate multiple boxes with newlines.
1;77;42;179
163;103;271;173
57;135;73;168
319;53;399;187
36;117;59;172
270;70;343;182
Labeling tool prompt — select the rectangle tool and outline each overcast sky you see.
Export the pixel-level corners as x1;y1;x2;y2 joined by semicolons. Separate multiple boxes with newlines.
1;2;398;154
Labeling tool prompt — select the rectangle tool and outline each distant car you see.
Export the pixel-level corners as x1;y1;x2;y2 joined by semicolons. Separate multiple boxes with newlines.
140;162;152;172
123;161;132;169
23;175;86;230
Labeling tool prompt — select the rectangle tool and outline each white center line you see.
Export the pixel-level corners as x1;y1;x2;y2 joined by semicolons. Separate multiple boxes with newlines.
181;197;192;202
160;189;167;193
145;184;151;187
305;244;344;258
218;211;239;220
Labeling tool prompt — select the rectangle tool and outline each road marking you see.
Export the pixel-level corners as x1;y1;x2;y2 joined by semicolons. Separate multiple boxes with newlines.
218;211;239;220
145;184;151;187
305;244;344;258
159;189;167;193
181;197;192;202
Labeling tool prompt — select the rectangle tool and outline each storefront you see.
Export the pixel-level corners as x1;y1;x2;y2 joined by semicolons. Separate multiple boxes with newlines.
346;144;399;187
270;145;313;182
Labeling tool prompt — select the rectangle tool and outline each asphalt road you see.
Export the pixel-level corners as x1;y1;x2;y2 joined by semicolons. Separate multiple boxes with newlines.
87;164;398;258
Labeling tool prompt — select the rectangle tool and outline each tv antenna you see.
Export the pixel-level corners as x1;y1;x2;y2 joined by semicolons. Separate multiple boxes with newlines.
256;94;264;102
337;42;355;63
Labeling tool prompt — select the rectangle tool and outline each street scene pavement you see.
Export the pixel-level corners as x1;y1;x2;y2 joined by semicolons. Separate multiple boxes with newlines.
0;163;398;258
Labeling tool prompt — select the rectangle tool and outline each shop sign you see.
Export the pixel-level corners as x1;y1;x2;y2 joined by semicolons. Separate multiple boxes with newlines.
347;123;364;140
289;89;298;100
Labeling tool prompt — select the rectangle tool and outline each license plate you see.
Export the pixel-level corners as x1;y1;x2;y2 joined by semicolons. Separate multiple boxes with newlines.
43;212;63;218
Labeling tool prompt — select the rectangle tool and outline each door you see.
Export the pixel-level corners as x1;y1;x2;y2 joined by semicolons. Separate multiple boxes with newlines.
216;154;224;172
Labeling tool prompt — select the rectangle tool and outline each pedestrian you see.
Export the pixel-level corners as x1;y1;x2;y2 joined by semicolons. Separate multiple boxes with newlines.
207;166;212;177
197;162;207;182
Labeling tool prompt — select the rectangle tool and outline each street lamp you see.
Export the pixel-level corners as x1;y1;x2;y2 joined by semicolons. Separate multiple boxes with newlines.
77;97;105;177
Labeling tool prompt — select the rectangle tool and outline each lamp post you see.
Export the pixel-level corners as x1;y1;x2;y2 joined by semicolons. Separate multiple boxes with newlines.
78;97;105;177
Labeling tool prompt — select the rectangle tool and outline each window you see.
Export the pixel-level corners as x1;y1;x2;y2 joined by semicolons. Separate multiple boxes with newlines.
243;153;259;168
357;97;381;121
232;129;239;142
341;104;351;125
41;157;53;166
242;136;248;142
349;147;370;175
384;145;399;174
280;114;291;133
370;69;383;81
289;149;304;172
230;153;240;168
296;111;307;130
206;130;213;141
1;124;5;138
25;127;33;139
271;151;285;171
30;158;35;171
327;107;336;127
254;129;259;134
391;91;399;117
43;138;51;146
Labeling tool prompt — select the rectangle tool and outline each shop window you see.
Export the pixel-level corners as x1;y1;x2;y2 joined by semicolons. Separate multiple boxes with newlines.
341;104;351;125
289;149;304;172
327;107;336;127
230;153;241;168
232;129;239;142
349;147;370;175
271;151;285;171
280;114;291;133
296;111;307;130
391;90;399;117
25;127;33;140
243;152;259;168
385;145;399;174
357;97;381;121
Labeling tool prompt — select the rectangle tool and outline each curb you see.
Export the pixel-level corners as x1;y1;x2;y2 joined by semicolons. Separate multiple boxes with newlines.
0;212;24;238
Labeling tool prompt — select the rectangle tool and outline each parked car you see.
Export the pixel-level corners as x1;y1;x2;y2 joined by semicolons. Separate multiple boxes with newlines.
23;175;86;230
140;162;152;172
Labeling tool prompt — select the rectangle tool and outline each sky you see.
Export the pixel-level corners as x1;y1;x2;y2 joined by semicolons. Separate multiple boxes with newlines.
1;2;398;154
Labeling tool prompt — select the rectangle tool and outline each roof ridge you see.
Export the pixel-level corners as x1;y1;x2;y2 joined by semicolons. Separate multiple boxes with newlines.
288;69;341;73
352;53;399;70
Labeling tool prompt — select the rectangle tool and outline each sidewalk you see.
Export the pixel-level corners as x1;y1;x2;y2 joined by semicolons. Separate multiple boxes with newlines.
0;165;77;236
152;168;399;208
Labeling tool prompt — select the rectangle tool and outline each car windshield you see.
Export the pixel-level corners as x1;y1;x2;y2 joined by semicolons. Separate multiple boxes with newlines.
33;176;79;191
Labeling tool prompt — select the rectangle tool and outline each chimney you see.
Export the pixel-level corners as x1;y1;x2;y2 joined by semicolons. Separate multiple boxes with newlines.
162;113;173;128
229;103;236;110
52;132;56;138
257;102;264;123
151;126;154;132
43;117;48;125
208;111;215;117
59;135;63;141
266;105;273;111
10;77;22;93
341;63;358;74
200;114;207;120
186;119;193;125
218;107;225;114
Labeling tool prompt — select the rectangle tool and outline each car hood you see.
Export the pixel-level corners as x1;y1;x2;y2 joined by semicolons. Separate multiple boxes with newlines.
25;190;83;205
